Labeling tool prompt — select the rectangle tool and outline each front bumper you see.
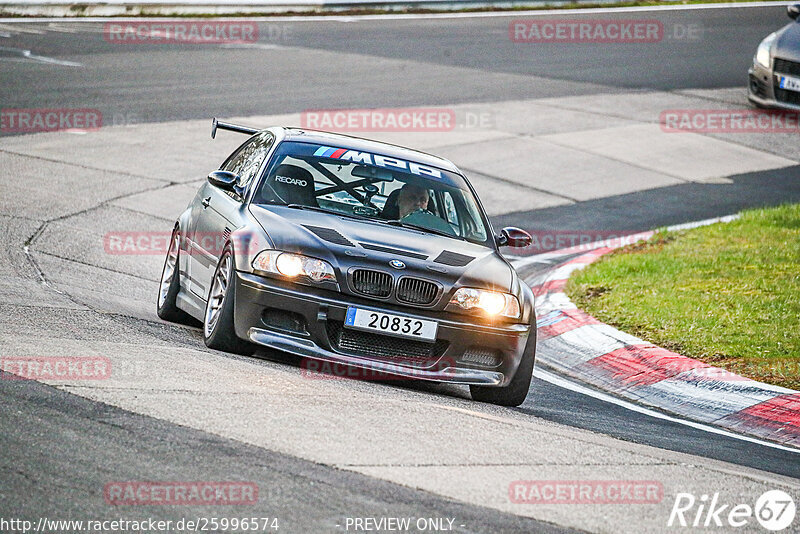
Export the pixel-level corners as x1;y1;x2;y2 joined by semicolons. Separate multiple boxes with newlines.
748;63;800;111
233;271;533;386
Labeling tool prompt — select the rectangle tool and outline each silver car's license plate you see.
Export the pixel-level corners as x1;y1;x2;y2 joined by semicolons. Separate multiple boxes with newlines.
344;307;438;341
779;75;800;93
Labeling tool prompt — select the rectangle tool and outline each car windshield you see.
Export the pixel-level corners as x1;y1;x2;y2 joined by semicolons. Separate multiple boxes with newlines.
252;141;490;245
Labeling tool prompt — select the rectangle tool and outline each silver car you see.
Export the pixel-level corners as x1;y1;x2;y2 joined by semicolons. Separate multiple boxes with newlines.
749;4;800;110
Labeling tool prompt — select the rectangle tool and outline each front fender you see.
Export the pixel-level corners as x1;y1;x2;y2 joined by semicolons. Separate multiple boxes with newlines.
518;281;536;326
228;218;274;274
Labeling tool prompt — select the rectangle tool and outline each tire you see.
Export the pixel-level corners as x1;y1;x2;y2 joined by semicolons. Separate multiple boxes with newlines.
470;333;535;407
156;228;197;325
203;245;254;355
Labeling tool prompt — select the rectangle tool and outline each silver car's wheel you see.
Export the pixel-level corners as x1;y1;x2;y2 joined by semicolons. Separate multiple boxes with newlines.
158;233;179;309
156;228;196;325
204;251;231;338
202;247;253;354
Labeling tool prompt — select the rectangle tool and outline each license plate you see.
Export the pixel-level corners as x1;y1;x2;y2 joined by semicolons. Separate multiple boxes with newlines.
779;75;800;93
344;307;438;342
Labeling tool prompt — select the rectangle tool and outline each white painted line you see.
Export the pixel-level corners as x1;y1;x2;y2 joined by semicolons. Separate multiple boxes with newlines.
666;214;739;232
558;323;644;354
546;262;588;281
533;292;576;314
46;23;81;33
638;376;784;423
0;46;82;66
676;367;798;395
22;48;81;66
0;1;793;23
509;251;569;269
534;366;800;454
0;23;44;34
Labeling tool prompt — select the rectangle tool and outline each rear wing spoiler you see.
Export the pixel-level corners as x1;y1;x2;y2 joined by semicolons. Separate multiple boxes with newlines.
211;117;259;139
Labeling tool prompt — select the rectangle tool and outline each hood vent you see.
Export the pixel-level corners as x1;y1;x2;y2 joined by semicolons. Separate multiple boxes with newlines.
434;250;474;267
359;243;428;260
303;225;355;247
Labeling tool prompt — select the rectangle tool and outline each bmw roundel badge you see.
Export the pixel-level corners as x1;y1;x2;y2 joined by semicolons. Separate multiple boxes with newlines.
389;259;406;270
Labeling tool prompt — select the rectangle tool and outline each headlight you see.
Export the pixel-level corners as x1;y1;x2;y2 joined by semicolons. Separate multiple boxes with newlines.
252;250;336;283
449;288;521;318
756;32;777;68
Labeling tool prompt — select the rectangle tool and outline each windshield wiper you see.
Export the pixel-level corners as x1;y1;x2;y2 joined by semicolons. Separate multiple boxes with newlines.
385;220;461;240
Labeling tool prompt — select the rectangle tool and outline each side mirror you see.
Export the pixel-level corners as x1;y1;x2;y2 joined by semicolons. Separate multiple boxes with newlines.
497;227;532;248
208;170;244;198
790;4;800;19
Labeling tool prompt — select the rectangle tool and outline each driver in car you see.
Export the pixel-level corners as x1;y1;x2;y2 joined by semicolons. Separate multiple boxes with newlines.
397;184;457;236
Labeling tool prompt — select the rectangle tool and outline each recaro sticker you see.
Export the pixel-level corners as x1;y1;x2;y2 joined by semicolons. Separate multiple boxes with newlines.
275;175;308;187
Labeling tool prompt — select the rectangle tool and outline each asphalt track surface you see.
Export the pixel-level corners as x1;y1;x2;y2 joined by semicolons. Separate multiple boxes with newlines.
1;5;800;533
0;7;789;122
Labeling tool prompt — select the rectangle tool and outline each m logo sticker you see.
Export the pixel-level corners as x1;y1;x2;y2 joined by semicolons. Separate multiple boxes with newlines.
313;146;442;179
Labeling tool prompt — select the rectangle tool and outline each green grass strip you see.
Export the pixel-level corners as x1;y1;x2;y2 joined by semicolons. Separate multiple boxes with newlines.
566;204;800;390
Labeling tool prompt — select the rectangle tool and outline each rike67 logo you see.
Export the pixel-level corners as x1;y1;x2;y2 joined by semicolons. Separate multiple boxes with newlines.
668;490;796;531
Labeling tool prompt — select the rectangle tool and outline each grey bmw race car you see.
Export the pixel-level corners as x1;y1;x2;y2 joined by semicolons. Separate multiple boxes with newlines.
157;119;536;406
749;4;800;110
